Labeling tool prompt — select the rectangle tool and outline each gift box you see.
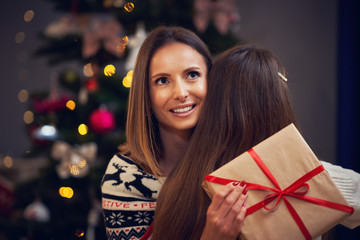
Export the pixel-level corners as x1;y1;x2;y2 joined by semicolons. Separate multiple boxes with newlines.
202;124;354;240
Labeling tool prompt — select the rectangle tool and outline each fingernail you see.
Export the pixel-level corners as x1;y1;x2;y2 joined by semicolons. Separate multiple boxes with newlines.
243;202;246;208
240;180;246;187
232;181;239;186
242;187;248;195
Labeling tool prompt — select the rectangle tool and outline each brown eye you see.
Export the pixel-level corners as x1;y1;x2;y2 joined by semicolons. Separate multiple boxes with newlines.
155;77;168;85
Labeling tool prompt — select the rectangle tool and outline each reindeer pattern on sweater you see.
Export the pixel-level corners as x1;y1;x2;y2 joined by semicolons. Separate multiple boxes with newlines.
101;154;163;240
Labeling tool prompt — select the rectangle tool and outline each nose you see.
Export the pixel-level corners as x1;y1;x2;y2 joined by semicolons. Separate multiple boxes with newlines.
173;81;189;102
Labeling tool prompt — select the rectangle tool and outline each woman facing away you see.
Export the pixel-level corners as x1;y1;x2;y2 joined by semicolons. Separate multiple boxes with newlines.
153;44;360;240
101;26;247;240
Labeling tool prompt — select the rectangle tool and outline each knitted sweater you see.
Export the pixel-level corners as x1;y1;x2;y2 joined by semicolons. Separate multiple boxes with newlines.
101;154;163;240
320;161;360;229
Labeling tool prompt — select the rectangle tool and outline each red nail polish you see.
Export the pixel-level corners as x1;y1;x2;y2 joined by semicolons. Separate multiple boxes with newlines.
232;181;239;186
240;180;246;187
242;187;248;195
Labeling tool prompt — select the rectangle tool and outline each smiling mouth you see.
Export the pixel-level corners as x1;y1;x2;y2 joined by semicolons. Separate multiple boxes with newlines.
170;105;195;113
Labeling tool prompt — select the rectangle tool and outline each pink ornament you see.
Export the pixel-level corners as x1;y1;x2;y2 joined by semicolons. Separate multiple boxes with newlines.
89;109;116;134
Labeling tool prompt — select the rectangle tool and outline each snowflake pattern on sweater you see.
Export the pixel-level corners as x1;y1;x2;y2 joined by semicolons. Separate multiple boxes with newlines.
102;154;163;240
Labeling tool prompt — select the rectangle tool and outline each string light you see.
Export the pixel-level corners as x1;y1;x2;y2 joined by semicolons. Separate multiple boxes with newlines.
83;63;94;77
75;229;85;237
70;165;80;175
78;124;88;135
122;70;133;88
18;89;29;102
124;2;134;12
15;32;25;44
24;110;34;124
104;64;116;77
3;155;13;168
66;100;76;110
24;10;35;22
121;36;129;46
33;125;58;140
59;187;74;199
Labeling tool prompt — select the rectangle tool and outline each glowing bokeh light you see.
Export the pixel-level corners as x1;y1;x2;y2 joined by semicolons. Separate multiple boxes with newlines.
104;64;116;76
18;89;29;102
70;165;80;175
4;155;13;168
15;32;25;44
75;229;85;237
24;111;34;124
66;100;76;110
127;69;133;77
121;36;129;46
124;2;134;12
78;159;87;168
83;63;94;77
122;70;133;88
59;187;74;198
24;10;35;22
78;124;88;135
33;125;58;140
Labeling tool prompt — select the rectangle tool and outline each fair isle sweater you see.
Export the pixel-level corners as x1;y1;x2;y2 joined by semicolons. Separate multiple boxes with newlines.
101;154;163;240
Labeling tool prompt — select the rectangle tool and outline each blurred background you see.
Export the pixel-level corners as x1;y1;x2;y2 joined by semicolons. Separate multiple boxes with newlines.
0;0;359;239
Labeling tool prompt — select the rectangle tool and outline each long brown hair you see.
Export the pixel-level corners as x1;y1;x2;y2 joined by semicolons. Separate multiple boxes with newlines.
153;44;298;239
120;26;212;176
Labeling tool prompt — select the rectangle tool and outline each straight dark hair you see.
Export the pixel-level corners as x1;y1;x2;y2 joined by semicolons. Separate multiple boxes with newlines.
153;44;298;239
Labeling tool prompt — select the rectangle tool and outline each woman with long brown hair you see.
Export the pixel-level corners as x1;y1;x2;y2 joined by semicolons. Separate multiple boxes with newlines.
101;26;247;240
153;44;360;239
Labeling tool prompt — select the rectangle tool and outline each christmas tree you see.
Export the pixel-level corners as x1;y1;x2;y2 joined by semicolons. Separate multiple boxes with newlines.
1;0;242;239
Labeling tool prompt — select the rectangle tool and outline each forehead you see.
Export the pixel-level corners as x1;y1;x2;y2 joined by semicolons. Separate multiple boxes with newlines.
149;42;207;75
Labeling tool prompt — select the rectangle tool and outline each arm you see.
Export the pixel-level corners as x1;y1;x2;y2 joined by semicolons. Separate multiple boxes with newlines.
101;154;160;240
321;160;360;229
200;181;248;240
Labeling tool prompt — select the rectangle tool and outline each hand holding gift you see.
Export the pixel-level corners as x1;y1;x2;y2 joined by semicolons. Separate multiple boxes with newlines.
201;181;248;240
203;124;354;240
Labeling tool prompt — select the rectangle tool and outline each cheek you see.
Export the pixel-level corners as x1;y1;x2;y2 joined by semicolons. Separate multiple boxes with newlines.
150;89;170;109
196;80;208;100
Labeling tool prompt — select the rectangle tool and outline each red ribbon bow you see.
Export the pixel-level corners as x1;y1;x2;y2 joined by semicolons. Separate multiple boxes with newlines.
204;148;354;240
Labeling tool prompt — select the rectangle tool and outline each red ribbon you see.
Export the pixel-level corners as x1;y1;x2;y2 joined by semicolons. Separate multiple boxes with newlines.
204;148;354;240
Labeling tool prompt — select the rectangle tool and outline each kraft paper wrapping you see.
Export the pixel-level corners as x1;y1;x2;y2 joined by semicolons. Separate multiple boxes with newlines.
202;124;353;240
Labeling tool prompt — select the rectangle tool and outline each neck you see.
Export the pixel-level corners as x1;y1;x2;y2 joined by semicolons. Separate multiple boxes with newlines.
158;126;192;176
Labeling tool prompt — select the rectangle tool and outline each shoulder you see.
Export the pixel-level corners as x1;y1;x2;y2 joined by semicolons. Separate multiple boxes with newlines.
105;153;147;173
102;153;163;200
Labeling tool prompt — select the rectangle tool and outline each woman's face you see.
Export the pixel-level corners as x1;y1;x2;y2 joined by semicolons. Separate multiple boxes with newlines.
149;42;208;135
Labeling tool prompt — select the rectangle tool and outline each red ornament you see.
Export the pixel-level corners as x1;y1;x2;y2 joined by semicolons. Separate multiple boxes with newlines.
33;96;69;114
89;109;116;134
85;78;99;92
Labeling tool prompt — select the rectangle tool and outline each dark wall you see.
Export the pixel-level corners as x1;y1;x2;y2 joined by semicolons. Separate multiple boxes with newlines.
235;0;338;164
0;1;339;166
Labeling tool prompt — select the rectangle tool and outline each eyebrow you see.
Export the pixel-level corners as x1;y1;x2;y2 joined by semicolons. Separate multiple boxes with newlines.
150;66;202;80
